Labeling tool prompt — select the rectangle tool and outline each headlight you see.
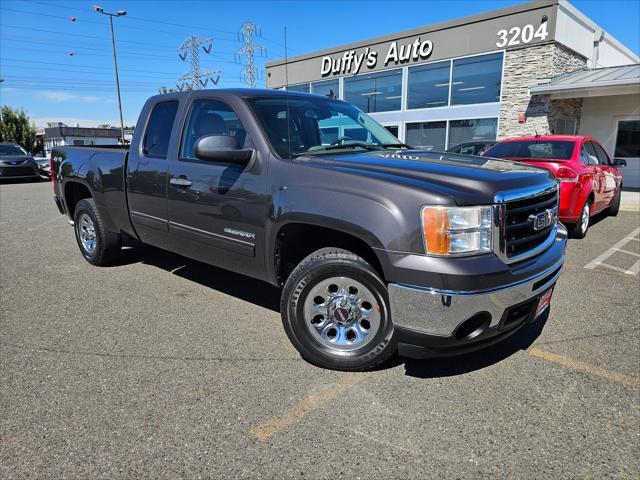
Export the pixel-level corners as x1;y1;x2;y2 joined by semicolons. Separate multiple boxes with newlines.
421;206;493;256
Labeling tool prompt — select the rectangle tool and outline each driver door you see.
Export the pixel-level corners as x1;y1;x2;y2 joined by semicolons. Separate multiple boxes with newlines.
165;95;267;278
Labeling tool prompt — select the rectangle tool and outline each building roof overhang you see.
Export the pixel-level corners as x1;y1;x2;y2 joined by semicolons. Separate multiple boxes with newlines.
530;64;640;99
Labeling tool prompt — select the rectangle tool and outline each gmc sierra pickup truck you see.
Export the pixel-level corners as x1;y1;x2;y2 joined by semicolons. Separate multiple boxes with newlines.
51;89;566;371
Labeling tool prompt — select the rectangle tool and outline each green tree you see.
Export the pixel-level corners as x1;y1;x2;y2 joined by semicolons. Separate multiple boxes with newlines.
0;106;37;153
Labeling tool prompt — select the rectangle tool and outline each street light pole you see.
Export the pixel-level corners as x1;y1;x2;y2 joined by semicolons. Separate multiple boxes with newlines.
94;6;126;145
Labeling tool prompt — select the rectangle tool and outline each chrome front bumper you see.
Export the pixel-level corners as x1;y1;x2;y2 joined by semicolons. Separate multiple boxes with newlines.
388;255;564;337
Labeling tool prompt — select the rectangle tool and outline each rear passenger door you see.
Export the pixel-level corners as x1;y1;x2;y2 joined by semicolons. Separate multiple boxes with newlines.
592;141;618;209
127;99;181;248
583;141;606;210
165;95;267;278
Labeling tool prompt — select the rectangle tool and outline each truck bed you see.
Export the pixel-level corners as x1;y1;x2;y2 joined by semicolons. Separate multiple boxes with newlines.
52;145;134;238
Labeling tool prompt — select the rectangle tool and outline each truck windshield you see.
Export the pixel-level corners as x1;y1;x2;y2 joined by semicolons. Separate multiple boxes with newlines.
0;145;28;156
246;95;402;158
486;140;575;160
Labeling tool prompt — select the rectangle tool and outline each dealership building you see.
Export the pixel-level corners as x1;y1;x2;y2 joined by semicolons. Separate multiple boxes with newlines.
265;0;640;188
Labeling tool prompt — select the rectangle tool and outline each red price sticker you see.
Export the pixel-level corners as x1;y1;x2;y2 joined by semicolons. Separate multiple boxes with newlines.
535;288;554;319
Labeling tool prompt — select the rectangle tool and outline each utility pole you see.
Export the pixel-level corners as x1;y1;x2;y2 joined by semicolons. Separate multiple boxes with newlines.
176;35;221;90
235;22;266;88
93;5;126;145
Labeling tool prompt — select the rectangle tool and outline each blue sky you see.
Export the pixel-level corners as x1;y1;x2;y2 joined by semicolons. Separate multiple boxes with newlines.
1;0;639;128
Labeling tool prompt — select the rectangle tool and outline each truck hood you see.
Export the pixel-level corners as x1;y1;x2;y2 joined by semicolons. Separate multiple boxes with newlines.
295;149;555;205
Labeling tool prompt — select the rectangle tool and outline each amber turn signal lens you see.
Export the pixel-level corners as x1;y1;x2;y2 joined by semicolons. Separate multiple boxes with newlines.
422;207;450;255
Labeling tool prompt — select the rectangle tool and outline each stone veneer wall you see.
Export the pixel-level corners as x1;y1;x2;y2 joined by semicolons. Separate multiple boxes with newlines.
498;42;588;138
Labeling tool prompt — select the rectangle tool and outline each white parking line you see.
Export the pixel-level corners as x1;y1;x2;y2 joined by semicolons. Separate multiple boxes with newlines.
584;226;640;275
613;248;640;257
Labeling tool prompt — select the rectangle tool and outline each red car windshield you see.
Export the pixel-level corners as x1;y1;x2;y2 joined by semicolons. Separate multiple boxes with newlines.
487;140;574;160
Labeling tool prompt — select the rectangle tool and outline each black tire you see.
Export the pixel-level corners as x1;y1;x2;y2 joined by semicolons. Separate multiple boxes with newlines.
73;198;121;266
281;248;396;371
608;187;621;217
568;198;591;239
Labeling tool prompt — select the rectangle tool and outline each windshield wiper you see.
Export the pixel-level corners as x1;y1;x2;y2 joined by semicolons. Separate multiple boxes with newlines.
306;142;386;154
381;143;411;149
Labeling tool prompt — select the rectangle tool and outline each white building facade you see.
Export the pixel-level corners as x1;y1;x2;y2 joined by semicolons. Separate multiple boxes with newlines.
43;125;121;156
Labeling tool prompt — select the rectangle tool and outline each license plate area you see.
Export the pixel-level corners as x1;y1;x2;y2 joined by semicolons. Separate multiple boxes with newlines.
535;287;554;319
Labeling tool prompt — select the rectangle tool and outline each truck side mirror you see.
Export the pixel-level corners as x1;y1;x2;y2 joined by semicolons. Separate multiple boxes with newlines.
613;158;627;167
194;135;253;164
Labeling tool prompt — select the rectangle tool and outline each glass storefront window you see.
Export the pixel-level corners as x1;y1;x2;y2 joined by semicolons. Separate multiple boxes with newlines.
383;125;399;137
451;53;502;105
615;120;640;157
448;118;498;148
407;61;450;110
287;83;310;93
405;121;447;151
319;126;339;144
344;69;402;113
311;79;339;99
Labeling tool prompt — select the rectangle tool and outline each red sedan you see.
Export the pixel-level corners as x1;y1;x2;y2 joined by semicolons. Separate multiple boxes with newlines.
484;135;626;238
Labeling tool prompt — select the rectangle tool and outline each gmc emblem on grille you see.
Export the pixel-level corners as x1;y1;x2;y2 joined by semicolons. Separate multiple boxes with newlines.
530;207;558;231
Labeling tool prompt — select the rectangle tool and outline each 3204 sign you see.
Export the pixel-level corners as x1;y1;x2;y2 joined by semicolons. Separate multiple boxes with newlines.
496;22;549;48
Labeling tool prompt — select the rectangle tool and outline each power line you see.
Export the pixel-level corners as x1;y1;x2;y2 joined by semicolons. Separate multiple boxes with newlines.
20;0;300;54
0;24;178;50
1;44;248;66
235;22;267;88
0;64;240;81
2;58;242;78
0;24;272;55
0;6;200;38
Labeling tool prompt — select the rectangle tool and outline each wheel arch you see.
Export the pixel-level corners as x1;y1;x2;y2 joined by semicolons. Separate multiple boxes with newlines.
63;179;93;220
272;221;386;287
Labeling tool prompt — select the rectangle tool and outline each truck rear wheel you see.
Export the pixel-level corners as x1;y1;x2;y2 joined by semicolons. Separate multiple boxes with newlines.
281;248;396;371
73;198;121;266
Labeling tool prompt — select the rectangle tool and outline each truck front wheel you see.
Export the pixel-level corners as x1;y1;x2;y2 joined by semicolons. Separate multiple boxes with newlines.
73;198;122;266
281;248;396;371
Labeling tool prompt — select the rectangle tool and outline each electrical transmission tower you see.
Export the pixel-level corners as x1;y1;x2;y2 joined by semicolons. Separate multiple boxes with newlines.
235;22;266;88
176;35;221;90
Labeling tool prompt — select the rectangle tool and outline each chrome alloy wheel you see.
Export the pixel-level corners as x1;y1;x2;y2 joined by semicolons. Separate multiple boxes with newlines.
303;277;381;352
581;202;590;234
78;213;97;254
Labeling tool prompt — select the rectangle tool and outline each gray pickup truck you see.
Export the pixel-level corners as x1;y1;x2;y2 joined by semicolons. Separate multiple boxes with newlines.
51;89;566;371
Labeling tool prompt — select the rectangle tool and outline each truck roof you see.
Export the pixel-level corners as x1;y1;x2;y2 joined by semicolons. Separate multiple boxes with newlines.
151;88;326;102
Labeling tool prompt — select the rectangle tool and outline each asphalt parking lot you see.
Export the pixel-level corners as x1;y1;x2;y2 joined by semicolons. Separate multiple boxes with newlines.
1;180;639;479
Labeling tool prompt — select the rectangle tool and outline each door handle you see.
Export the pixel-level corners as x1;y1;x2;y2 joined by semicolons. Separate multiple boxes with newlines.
170;177;192;188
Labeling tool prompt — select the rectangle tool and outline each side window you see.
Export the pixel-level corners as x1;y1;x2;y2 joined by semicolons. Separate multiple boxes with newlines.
143;100;178;158
580;147;591;165
583;142;599;165
460;145;476;155
592;142;610;165
181;99;253;159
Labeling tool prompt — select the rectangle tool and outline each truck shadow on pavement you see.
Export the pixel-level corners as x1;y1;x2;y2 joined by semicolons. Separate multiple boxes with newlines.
114;239;550;378
395;311;550;378
114;240;282;312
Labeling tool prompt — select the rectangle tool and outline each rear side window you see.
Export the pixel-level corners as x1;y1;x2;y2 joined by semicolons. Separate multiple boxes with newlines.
143;100;178;158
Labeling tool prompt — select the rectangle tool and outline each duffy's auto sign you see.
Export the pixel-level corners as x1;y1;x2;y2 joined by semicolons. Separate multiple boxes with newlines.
320;38;433;76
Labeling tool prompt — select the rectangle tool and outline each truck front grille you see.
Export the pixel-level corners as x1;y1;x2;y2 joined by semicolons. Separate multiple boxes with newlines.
502;187;558;260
